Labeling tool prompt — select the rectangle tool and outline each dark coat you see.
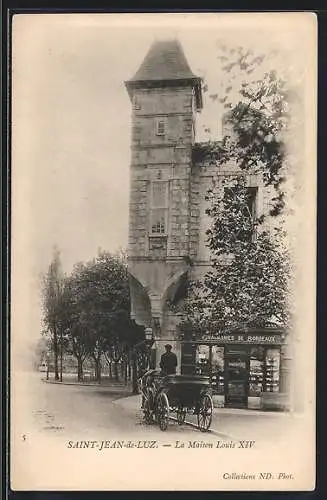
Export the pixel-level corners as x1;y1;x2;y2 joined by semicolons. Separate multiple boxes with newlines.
160;351;177;375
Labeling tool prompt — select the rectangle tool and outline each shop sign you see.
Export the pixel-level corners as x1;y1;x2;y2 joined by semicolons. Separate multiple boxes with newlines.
203;333;283;345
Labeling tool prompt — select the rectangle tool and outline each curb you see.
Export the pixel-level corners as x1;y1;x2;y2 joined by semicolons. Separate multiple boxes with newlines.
41;378;131;390
169;416;235;439
112;395;237;439
214;408;294;418
113;395;259;440
113;394;295;419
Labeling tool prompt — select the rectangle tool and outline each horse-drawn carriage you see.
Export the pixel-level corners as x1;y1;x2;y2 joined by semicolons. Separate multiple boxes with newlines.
140;371;214;432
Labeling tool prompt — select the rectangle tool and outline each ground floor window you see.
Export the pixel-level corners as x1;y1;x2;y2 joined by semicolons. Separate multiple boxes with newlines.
249;346;265;396
248;346;281;394
211;346;225;394
189;343;281;407
264;348;281;392
194;345;225;394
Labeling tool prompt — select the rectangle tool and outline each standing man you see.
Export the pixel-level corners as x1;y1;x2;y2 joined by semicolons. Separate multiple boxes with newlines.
160;344;178;375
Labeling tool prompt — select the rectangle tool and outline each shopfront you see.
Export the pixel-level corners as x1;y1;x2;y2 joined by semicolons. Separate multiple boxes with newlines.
180;329;287;410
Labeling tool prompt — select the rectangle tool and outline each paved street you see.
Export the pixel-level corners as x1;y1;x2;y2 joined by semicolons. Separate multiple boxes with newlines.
12;371;302;444
11;371;307;491
13;371;208;441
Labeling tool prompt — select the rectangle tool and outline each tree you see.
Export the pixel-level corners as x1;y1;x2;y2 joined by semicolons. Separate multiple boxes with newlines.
196;45;292;212
41;246;65;380
188;176;290;334
66;250;142;383
180;45;295;335
59;277;89;382
32;334;50;370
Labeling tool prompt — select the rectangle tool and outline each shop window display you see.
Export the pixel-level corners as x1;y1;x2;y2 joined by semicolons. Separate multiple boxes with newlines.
195;345;210;375
194;345;225;395
249;346;265;397
249;346;280;395
182;341;282;407
265;348;280;392
211;346;224;395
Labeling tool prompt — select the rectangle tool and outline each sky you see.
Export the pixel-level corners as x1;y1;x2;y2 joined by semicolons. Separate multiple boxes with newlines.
11;12;315;352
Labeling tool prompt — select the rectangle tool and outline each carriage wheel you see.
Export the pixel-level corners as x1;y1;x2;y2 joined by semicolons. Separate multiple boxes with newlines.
144;398;153;425
197;393;213;432
157;392;170;431
176;407;186;426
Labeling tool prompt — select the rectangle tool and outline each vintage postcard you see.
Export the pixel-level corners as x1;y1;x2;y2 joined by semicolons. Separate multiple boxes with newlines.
10;12;317;491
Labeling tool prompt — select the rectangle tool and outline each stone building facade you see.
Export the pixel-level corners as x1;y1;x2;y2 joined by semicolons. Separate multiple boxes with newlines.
125;40;290;410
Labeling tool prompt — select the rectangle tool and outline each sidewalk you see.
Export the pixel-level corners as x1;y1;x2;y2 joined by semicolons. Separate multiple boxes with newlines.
42;375;133;394
113;394;302;441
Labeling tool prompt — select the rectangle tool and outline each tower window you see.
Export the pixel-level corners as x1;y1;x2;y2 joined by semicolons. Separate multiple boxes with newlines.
156;118;166;136
150;181;168;235
150;209;167;235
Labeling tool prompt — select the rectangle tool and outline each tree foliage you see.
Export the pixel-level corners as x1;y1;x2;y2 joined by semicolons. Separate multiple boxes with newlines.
198;45;291;216
41;246;65;379
51;250;144;382
205;177;290;331
179;45;294;335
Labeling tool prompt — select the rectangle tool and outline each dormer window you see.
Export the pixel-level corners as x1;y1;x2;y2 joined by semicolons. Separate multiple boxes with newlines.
156;118;166;136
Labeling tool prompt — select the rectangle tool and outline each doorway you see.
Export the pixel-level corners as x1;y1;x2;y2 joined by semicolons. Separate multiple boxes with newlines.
224;345;249;408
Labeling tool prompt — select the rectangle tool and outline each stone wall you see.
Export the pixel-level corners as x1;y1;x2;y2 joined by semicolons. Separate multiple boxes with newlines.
127;81;283;340
128;84;197;265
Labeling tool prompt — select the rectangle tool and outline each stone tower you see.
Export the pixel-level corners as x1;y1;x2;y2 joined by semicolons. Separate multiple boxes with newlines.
125;39;203;367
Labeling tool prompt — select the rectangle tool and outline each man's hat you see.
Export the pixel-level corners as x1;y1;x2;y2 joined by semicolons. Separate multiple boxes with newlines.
165;344;172;349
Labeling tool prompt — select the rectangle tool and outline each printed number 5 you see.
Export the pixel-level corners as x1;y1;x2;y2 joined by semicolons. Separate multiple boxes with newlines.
22;434;26;441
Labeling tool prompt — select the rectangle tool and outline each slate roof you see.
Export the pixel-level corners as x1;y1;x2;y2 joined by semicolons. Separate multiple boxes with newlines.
125;39;203;109
128;39;199;82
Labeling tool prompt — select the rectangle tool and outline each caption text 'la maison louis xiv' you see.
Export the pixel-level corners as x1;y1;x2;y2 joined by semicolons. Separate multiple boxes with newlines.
66;440;255;450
